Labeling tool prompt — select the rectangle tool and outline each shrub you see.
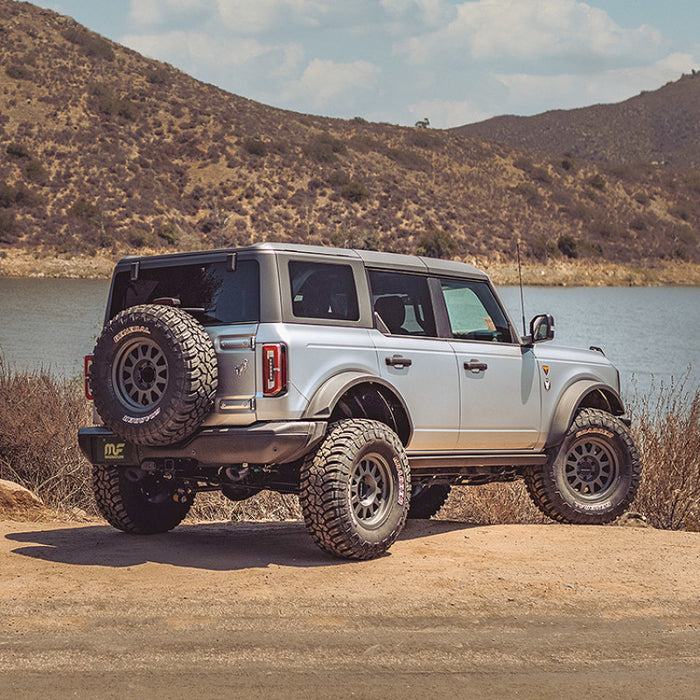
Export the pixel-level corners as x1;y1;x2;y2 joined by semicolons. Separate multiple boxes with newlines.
68;198;101;224
417;229;455;258
341;180;369;203
62;26;115;61
0;211;17;242
242;138;266;157
557;234;578;258
24;160;49;185
6;142;30;159
158;222;180;246
146;68;169;85
5;63;31;80
328;170;350;187
630;382;700;530
303;133;346;162
588;173;606;190
513;182;541;206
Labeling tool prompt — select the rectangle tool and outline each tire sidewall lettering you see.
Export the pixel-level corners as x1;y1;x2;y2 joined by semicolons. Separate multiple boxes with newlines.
113;325;151;344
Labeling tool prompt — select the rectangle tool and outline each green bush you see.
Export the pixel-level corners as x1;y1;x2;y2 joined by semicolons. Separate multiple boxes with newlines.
0;211;17;242
417;229;455;258
588;173;606;190
24;160;49;185
5;63;31;81
68;198;101;224
341;180;369;203
6;142;30;159
557;234;578;258
242;138;267;157
303;133;346;162
158;222;180;246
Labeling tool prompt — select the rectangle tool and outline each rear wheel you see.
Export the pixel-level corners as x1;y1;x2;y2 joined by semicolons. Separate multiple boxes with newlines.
299;420;410;560
526;408;641;524
93;465;192;534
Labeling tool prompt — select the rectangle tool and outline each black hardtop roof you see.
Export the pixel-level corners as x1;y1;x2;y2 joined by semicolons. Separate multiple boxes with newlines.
116;242;489;280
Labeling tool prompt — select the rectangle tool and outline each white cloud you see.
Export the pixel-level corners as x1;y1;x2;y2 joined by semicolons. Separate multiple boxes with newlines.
408;98;490;128
402;0;663;64
283;59;381;108
122;31;277;68
494;52;697;113
128;0;201;26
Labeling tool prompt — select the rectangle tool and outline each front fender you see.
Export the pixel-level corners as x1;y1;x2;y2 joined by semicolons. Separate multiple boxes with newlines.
545;380;625;449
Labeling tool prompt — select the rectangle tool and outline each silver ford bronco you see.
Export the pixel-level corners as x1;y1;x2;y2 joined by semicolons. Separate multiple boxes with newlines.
78;243;641;559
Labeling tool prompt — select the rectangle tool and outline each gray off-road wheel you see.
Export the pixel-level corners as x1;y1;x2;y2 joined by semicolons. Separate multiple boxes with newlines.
93;465;192;534
299;419;411;560
408;483;451;519
525;408;642;524
91;304;217;447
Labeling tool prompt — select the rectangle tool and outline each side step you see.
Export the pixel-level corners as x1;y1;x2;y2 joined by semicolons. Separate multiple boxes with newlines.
408;451;547;479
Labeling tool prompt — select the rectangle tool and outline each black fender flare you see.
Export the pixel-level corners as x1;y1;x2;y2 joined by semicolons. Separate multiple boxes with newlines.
545;380;625;449
301;372;413;445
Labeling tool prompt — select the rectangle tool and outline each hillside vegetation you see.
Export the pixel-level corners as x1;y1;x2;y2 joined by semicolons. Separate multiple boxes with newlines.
0;0;699;272
453;73;700;169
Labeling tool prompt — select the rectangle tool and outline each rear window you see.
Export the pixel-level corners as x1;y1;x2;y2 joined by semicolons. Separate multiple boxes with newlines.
109;260;259;325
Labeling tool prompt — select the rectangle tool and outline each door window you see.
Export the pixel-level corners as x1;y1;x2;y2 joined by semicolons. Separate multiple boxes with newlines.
369;270;436;337
440;279;513;343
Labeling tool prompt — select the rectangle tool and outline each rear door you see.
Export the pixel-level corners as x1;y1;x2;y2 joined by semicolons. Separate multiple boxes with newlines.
438;277;542;450
368;269;460;451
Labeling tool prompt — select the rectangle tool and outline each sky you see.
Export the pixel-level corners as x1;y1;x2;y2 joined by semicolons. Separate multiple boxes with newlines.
33;0;700;129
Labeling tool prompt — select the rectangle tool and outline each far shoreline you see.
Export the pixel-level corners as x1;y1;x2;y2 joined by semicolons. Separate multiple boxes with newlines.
1;248;699;287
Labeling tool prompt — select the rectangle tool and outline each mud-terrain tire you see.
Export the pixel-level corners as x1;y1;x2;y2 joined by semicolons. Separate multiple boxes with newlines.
93;465;192;534
91;304;217;447
299;419;410;560
408;483;451;519
525;408;641;524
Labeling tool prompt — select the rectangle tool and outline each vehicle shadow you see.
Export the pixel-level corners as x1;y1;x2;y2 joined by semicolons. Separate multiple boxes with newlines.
5;518;474;572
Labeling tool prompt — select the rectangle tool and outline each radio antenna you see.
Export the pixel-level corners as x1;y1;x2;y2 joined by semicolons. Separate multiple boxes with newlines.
516;238;526;335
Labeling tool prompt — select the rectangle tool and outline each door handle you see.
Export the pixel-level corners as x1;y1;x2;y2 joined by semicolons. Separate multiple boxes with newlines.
386;355;412;368
464;359;488;372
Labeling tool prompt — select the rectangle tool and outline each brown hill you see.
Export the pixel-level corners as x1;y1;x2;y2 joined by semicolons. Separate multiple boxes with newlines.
452;73;700;169
0;0;698;266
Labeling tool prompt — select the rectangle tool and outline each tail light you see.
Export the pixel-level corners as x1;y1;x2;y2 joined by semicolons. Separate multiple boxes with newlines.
262;344;287;396
84;355;94;400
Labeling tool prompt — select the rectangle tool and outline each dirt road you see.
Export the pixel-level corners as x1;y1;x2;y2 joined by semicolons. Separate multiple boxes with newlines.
1;518;699;699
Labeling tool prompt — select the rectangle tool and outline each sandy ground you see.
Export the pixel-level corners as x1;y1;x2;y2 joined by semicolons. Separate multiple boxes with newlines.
1;518;699;699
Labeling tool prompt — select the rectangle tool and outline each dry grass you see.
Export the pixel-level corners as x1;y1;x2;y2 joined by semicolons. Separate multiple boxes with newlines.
627;377;700;530
1;358;698;530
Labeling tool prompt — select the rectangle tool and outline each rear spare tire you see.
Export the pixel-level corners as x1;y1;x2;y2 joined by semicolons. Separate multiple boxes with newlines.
91;304;217;447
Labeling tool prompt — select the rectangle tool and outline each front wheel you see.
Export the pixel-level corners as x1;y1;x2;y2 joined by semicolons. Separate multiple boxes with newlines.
299;420;410;560
525;408;642;524
93;465;192;534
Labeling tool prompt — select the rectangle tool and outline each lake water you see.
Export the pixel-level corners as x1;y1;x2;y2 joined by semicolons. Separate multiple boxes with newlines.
0;278;698;401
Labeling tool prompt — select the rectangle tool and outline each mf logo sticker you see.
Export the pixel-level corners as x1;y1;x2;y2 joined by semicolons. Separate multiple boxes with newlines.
104;442;126;460
542;365;551;391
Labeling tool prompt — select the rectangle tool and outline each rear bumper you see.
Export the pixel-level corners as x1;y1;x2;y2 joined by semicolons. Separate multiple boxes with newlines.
78;421;328;467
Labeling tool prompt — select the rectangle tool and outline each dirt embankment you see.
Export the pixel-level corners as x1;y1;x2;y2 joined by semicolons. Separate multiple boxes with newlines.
1;518;699;699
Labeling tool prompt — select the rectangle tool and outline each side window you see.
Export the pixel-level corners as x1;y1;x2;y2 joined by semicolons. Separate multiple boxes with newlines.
369;270;436;337
440;278;513;343
289;261;359;321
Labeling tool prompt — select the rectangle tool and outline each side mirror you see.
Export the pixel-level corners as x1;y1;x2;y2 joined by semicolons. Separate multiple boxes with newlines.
528;314;555;344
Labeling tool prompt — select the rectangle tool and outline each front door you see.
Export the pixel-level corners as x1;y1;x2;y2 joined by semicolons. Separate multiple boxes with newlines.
439;277;541;450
